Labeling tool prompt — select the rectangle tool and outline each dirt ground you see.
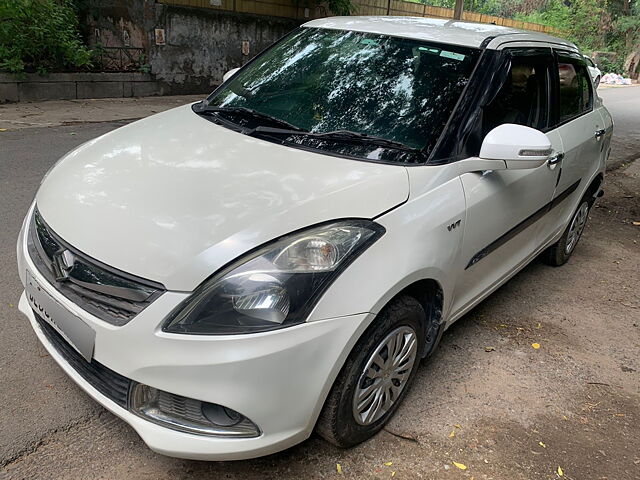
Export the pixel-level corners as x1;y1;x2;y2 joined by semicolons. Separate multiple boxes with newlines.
2;157;638;479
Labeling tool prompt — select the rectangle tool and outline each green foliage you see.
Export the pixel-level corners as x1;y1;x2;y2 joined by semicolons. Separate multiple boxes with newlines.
513;0;571;30
325;0;356;15
138;53;151;74
487;0;639;60
610;3;640;54
598;55;625;73
296;0;355;15
0;0;92;75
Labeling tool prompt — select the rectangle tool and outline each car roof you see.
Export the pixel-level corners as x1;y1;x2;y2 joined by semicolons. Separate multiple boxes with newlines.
303;16;576;50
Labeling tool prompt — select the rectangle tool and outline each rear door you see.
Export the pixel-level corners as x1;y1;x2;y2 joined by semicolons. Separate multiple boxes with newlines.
537;50;605;245
451;47;560;317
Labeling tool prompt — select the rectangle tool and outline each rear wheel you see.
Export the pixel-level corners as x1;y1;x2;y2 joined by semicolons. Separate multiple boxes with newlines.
316;295;426;448
543;195;591;266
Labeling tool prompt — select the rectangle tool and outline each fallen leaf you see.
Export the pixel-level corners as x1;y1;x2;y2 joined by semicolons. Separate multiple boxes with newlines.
454;424;462;429
557;466;564;476
8;303;14;308
484;346;496;352
391;473;396;478
633;221;640;226
337;463;342;474
384;462;393;466
532;343;541;349
536;322;542;329
449;430;456;438
539;441;546;448
0;128;7;132
453;462;467;470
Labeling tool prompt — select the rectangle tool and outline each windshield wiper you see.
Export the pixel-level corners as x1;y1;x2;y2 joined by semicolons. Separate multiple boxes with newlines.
195;104;306;132
248;126;419;153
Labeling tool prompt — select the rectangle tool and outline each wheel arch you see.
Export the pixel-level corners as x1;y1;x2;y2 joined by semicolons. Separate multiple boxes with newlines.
394;278;445;358
585;172;604;205
360;273;446;358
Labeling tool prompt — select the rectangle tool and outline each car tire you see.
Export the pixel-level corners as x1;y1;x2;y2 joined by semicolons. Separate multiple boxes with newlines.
543;194;592;266
315;295;426;448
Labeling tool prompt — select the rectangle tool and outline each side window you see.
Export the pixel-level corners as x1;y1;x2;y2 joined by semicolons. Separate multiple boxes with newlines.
557;58;593;123
482;53;551;136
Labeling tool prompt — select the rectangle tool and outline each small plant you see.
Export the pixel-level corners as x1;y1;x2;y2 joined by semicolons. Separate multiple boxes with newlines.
0;0;92;75
597;55;625;75
138;52;151;74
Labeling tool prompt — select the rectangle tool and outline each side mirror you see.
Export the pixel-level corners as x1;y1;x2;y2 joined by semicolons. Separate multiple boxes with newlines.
480;124;552;170
222;67;240;83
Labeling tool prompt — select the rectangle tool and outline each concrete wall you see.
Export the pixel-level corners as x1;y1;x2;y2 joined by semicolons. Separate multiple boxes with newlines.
0;73;158;103
0;1;301;102
81;1;300;95
149;6;301;94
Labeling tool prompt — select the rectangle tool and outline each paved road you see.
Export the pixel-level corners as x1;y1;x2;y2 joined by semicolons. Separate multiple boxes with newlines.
0;88;638;478
598;86;640;168
0;123;129;465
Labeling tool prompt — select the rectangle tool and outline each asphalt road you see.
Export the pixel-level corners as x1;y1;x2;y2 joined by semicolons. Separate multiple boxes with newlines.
599;87;640;169
0;122;129;465
0;87;638;479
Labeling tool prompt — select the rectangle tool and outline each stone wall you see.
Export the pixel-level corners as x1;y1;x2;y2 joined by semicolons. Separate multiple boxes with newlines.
0;73;158;103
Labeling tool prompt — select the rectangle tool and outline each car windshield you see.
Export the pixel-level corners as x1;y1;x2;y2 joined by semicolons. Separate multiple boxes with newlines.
204;27;481;162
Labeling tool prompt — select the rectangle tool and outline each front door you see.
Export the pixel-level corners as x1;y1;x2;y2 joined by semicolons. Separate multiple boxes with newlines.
451;48;560;317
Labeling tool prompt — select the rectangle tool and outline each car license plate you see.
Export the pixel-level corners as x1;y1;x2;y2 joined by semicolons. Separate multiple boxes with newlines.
25;270;95;362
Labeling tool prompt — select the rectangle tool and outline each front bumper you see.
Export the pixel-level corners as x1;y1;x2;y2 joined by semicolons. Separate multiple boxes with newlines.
17;212;370;460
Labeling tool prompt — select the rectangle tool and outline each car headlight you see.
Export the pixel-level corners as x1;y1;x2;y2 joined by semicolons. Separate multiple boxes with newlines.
163;220;384;335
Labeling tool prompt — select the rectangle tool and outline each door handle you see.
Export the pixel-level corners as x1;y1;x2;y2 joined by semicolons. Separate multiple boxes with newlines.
595;129;606;139
547;152;564;169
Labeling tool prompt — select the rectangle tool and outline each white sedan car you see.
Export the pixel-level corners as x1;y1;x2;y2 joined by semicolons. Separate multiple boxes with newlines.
17;17;612;460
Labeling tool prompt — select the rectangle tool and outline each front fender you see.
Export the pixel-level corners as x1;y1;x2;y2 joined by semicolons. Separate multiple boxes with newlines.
308;169;465;324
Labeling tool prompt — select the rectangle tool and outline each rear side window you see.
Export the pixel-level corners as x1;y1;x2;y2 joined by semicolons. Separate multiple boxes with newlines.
557;56;593;123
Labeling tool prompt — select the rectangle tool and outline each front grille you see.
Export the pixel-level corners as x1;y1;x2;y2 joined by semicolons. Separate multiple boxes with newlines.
27;208;165;326
34;312;131;408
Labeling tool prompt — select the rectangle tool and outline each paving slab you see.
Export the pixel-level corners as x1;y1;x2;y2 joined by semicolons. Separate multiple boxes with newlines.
0;95;204;131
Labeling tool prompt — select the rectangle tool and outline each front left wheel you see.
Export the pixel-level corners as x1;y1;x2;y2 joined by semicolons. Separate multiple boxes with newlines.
315;295;426;448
